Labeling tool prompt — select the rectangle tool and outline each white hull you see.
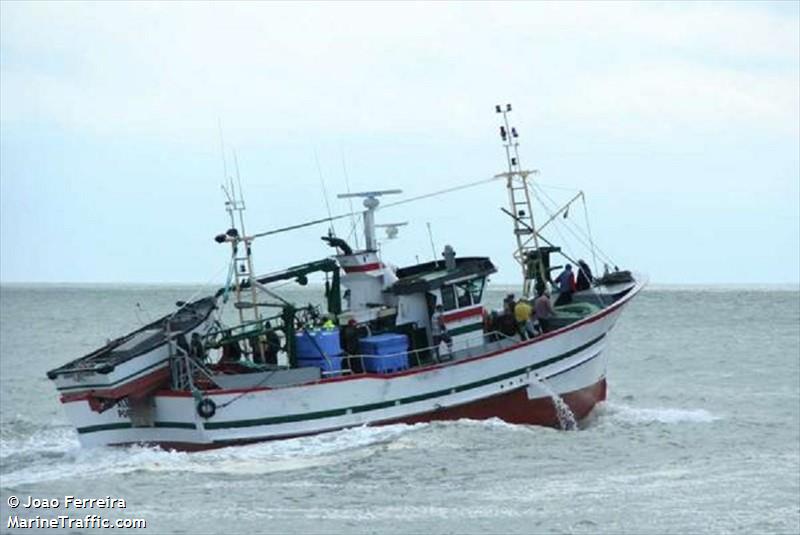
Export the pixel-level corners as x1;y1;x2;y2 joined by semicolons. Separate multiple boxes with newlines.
62;281;643;449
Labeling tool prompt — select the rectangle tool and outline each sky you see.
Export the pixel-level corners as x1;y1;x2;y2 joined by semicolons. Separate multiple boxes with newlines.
1;1;798;286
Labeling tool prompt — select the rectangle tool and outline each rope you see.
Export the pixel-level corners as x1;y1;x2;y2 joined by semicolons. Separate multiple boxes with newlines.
249;175;502;240
535;182;615;265
214;368;280;410
581;194;600;277
221;254;236;304
314;150;338;237
380;176;501;210
168;262;231;325
531;182;616;267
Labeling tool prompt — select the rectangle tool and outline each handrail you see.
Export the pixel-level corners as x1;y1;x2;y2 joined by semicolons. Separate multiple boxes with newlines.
333;330;518;375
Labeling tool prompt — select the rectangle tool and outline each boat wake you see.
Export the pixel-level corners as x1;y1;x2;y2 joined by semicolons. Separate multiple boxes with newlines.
593;401;721;426
1;403;720;490
0;423;434;488
0;417;558;489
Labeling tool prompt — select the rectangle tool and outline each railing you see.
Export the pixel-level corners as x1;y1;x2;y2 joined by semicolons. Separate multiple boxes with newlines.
326;330;519;377
167;328;523;389
167;333;219;391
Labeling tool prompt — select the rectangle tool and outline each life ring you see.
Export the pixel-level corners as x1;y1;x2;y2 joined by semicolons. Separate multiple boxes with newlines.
196;398;216;419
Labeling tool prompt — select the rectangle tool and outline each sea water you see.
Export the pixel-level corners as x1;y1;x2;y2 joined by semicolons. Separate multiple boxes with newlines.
530;374;578;431
0;284;798;534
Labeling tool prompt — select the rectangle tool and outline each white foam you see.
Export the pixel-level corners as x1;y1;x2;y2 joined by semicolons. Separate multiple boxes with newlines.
0;423;420;488
603;402;721;424
0;426;79;460
269;504;527;521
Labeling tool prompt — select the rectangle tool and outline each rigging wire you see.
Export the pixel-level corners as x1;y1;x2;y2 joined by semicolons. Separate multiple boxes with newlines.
581;194;599;277
536;183;582;192
217;119;228;185
340;149;360;249
249;175;501;240
426;222;437;261
380;176;501;210
251;211;355;239
533;190;599;266
168;261;232;324
531;181;616;267
314;150;337;237
526;183;605;275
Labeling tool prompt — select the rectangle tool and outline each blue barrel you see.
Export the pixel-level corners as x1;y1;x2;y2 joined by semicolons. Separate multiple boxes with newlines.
295;329;343;360
359;333;409;373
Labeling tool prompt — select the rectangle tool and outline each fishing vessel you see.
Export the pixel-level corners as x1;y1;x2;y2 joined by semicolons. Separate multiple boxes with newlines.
48;105;644;450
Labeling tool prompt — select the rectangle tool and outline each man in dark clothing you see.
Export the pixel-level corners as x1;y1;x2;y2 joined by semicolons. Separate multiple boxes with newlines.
554;264;576;306
576;260;593;291
265;327;281;366
340;319;363;373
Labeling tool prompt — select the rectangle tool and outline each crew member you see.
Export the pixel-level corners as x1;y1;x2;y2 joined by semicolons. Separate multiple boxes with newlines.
431;304;452;360
189;332;206;362
534;289;556;333
514;298;535;340
576;260;593;291
555;264;576;306
340;319;362;373
264;322;281;366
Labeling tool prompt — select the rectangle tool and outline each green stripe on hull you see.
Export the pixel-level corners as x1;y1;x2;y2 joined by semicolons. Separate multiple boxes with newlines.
77;422;132;434
77;421;196;434
77;334;606;435
448;322;484;336
203;334;606;430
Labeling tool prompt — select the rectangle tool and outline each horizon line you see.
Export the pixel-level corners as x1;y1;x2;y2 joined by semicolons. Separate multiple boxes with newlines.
1;280;798;290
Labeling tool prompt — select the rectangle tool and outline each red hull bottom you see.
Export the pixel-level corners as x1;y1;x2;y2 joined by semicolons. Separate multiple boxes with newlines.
144;378;607;452
386;377;607;428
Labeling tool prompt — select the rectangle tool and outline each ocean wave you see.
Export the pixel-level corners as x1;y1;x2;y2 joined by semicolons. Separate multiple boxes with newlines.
601;402;721;424
0;422;79;461
0;423;422;488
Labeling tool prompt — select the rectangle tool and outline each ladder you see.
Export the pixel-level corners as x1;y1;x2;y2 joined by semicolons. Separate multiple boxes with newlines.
221;175;266;363
495;104;544;297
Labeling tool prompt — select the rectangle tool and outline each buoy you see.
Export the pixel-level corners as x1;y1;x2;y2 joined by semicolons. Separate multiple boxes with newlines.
196;398;216;419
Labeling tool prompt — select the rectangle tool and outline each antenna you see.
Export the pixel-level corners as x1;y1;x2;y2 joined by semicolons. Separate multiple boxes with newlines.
232;149;247;236
218;120;237;229
426;222;437;261
218;119;228;182
337;190;402;251
340;149;359;249
314;150;337;236
375;222;408;240
496;102;522;173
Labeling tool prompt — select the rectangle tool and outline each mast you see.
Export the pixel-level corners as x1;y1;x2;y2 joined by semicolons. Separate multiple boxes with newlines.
494;103;545;297
219;163;266;363
336;189;402;251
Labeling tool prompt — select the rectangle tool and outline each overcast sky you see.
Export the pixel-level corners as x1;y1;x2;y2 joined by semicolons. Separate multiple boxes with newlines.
1;1;798;285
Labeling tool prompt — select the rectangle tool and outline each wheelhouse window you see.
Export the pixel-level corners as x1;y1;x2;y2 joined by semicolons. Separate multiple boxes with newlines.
466;277;485;304
440;285;457;311
455;282;472;308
